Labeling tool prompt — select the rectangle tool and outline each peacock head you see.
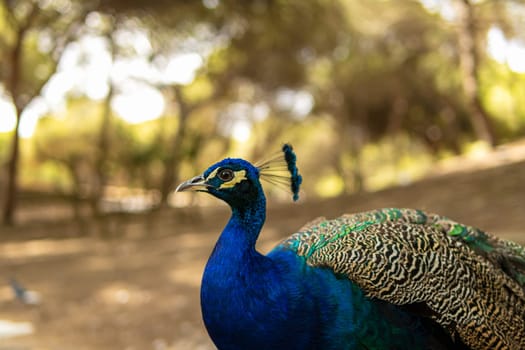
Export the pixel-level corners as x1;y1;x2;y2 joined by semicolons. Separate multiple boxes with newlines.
176;144;302;209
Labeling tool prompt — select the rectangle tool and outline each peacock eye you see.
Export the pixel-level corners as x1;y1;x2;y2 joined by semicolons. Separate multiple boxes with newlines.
217;168;234;182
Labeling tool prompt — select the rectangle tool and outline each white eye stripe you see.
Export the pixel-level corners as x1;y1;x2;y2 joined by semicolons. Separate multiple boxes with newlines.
219;170;247;189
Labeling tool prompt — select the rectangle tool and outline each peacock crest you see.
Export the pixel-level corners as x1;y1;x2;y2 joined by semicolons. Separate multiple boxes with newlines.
255;144;303;201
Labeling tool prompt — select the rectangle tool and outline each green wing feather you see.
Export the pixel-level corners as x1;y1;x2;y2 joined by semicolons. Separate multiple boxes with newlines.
280;208;525;349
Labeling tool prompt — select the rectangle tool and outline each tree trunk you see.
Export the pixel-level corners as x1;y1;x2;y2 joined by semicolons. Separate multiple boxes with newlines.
2;21;26;226
91;29;117;216
3;107;21;226
334;112;366;195
160;85;189;205
455;0;497;147
91;82;115;216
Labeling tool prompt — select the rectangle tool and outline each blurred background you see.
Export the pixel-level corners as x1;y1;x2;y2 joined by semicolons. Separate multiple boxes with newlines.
0;0;524;349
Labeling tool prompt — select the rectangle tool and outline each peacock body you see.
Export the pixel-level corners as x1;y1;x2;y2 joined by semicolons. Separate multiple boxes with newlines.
176;145;525;350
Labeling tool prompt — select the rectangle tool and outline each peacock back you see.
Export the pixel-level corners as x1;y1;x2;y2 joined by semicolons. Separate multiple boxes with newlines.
279;208;525;350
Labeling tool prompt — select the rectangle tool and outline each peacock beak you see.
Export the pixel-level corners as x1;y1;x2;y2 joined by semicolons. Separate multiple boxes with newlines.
176;175;209;192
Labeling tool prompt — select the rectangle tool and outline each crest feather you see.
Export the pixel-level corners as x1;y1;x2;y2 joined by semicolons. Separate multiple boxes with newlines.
255;144;302;201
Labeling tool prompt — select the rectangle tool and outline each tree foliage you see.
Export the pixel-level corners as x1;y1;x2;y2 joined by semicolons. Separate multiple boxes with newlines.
1;0;525;224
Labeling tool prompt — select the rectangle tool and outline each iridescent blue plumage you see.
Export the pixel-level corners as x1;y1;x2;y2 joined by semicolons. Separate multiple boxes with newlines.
176;145;522;349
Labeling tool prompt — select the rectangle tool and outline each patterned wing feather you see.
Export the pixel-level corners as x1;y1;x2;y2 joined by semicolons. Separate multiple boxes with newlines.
280;208;525;350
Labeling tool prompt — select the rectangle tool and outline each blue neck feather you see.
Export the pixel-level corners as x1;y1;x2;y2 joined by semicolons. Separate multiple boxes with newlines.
228;198;266;249
201;191;290;348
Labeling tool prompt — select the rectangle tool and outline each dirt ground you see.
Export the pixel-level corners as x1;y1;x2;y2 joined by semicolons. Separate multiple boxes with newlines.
1;145;525;350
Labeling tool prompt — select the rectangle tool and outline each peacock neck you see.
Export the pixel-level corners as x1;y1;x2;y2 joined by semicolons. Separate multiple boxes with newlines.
202;195;300;349
202;193;273;311
217;194;267;253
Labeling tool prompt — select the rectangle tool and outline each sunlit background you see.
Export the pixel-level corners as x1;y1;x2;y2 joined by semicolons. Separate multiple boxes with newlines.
1;0;525;214
1;0;525;349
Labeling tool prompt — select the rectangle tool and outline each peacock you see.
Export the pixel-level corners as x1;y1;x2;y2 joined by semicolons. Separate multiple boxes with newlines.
176;144;525;350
